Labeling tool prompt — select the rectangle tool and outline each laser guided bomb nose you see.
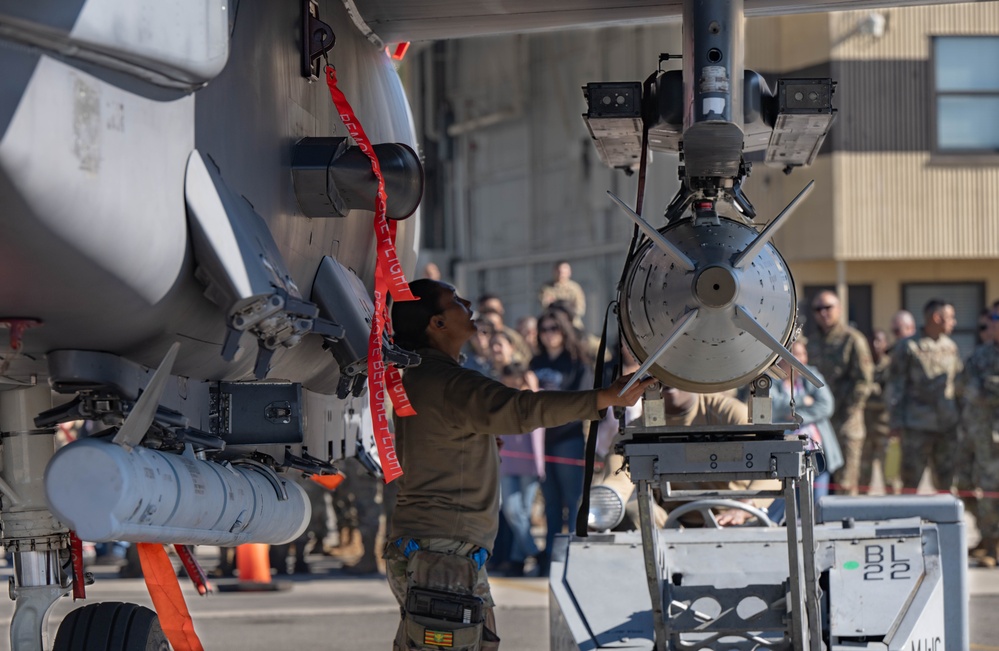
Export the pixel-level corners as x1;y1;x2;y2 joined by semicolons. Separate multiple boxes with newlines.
610;185;821;394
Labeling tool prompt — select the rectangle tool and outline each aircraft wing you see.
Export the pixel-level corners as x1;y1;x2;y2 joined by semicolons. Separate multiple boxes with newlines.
354;0;966;41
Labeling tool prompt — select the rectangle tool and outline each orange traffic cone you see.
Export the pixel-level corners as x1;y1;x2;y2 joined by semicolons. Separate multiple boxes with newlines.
217;544;288;592
236;544;271;583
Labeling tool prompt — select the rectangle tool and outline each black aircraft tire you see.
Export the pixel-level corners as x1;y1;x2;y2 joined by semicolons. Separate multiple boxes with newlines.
53;602;170;651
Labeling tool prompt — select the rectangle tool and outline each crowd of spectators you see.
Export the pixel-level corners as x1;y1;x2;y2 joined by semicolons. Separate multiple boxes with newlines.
379;265;999;574
70;261;999;581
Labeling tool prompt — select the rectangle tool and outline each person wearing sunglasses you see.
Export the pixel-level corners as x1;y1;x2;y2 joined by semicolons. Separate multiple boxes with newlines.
806;290;875;496
385;279;653;650
960;308;999;568
976;308;995;346
529;309;592;577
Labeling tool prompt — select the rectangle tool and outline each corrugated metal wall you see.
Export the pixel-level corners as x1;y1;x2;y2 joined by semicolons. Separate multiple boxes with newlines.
742;4;999;263
832;2;999;59
838;155;999;259
833;2;999;261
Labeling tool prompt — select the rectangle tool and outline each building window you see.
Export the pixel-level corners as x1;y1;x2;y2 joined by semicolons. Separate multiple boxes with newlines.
901;282;984;357
932;36;999;154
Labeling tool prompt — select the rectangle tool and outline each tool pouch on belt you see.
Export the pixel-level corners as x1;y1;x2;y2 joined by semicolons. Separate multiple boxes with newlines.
400;550;491;650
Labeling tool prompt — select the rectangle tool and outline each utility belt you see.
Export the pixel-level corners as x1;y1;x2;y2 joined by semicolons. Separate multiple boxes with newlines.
392;538;499;651
395;537;490;570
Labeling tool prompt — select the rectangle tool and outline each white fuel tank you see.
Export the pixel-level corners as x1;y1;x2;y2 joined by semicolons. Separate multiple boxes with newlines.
44;438;309;546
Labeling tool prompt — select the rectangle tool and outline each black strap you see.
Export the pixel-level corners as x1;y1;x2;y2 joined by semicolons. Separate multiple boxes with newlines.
616;122;652;294
576;99;653;537
575;301;615;537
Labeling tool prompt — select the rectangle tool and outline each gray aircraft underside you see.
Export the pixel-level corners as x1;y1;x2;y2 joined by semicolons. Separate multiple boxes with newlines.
349;0;971;41
0;1;418;396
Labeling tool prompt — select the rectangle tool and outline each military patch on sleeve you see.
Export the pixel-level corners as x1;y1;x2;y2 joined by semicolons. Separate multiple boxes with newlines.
424;629;454;647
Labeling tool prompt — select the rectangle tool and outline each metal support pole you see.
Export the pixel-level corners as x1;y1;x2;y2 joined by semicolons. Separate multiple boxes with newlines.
937;513;968;651
798;464;823;649
637;480;669;651
783;478;808;651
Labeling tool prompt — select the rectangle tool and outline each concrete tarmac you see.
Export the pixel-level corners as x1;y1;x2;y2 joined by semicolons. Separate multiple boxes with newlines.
0;549;996;650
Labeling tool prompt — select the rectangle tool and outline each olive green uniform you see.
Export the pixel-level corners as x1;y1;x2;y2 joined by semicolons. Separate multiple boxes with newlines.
807;322;874;494
861;355;895;493
386;347;600;649
887;332;963;490
538;279;586;318
958;343;999;556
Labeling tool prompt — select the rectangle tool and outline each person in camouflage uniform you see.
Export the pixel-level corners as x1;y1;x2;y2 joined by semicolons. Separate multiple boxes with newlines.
953;309;995;542
861;329;898;494
958;309;999;567
538;261;586;320
887;299;962;491
807;291;874;495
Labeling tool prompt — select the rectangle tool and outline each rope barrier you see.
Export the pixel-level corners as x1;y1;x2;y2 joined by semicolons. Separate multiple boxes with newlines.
499;448;602;470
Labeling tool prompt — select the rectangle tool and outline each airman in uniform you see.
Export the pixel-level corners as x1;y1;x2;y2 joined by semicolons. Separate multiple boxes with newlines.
538;260;586;320
807;291;874;495
887;299;962;491
958;309;999;567
385;279;651;650
861;329;898;494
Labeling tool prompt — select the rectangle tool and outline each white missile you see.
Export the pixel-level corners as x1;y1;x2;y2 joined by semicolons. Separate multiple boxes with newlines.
44;438;309;546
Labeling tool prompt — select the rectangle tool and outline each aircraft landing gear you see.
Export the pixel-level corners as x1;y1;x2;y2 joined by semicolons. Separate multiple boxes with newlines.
52;602;169;651
1;385;72;651
1;386;172;651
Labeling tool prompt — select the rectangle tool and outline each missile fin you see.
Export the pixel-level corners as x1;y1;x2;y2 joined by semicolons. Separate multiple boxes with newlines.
608;191;695;272
732;180;815;270
113;342;181;450
733;305;823;387
618;308;699;396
